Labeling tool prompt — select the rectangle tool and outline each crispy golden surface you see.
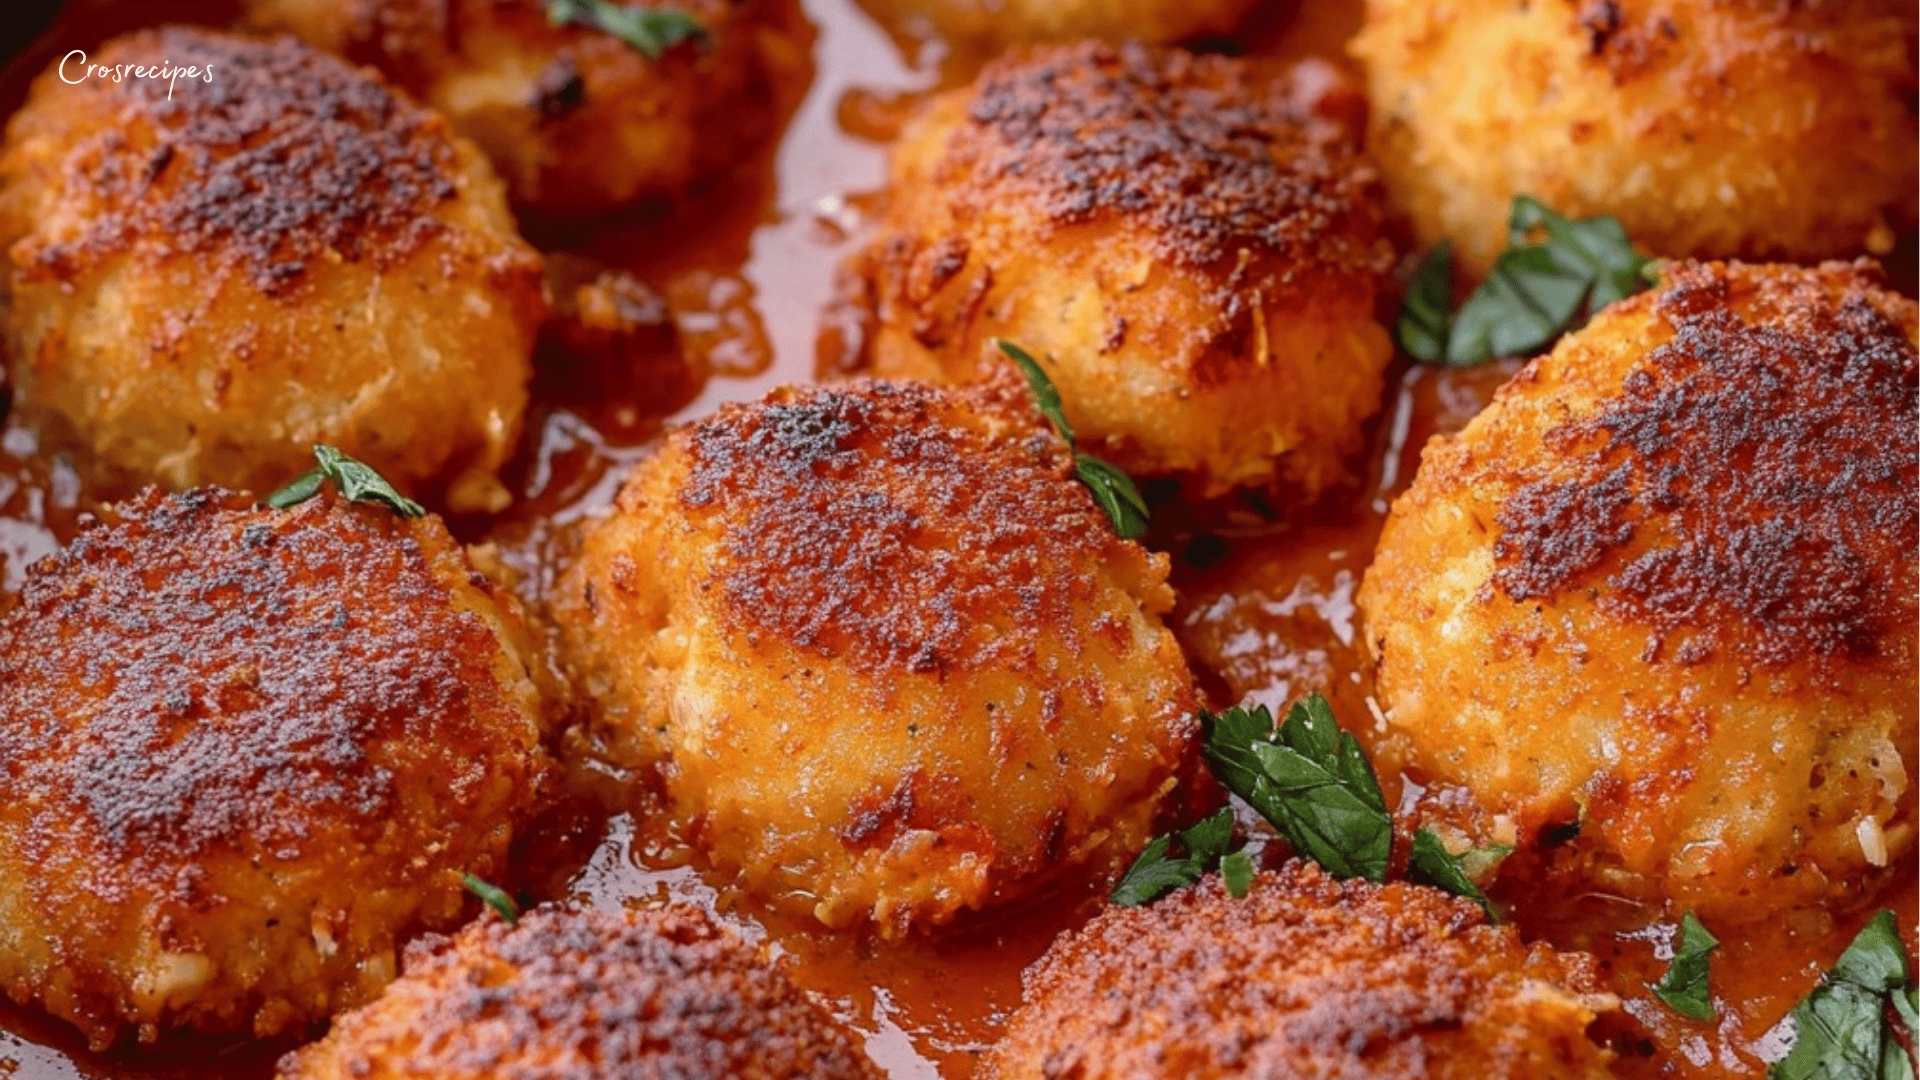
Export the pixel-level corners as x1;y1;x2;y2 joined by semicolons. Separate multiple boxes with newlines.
855;42;1394;501
0;28;544;511
1358;260;1918;922
1352;0;1920;276
981;863;1616;1080
243;0;813;216
278;906;880;1080
0;489;553;1048
556;377;1202;934
855;0;1258;49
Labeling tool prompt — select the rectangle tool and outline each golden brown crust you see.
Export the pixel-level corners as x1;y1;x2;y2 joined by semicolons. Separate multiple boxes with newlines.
557;377;1203;934
1357;260;1918;922
10;28;460;295
1352;0;1920;274
278;906;881;1080
981;863;1616;1080
1488;259;1916;667
0;489;551;1046
858;43;1394;500
244;0;814;214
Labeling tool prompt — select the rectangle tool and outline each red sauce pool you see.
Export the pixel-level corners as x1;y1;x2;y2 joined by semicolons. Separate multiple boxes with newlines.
0;1;1911;1077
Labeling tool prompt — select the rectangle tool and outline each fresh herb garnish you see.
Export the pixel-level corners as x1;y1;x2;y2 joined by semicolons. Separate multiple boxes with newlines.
1201;695;1392;884
1651;911;1721;1022
1111;807;1237;907
461;873;520;924
1398;196;1651;366
266;445;425;518
1407;827;1501;920
1771;910;1916;1079
546;0;707;61
997;340;1149;539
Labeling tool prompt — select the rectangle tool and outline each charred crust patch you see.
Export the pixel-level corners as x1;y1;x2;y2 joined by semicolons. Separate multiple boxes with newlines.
0;487;526;883
1492;260;1918;666
673;379;1129;674
17;28;461;296
942;41;1384;270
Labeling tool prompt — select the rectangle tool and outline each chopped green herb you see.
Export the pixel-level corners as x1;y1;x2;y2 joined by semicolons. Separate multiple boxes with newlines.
1221;849;1255;899
266;445;425;518
1111;807;1237;907
1407;827;1499;921
1651;912;1721;1022
1396;239;1454;363
461;873;520;924
546;0;707;60
997;339;1150;539
1401;196;1650;366
1770;910;1915;1080
1200;694;1392;883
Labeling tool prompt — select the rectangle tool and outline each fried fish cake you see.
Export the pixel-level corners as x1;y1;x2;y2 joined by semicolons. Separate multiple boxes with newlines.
982;862;1617;1080
278;905;879;1080
243;0;814;216
854;43;1394;502
0;488;553;1048
854;0;1259;51
1357;260;1918;922
556;377;1201;935
0;28;544;511
1351;0;1919;276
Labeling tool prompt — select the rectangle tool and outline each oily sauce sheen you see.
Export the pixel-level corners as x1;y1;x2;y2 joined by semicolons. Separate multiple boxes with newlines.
0;1;1910;1079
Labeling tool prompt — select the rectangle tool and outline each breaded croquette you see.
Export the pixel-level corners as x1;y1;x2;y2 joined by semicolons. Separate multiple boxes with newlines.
854;0;1259;50
243;0;814;216
855;42;1395;502
1357;260;1918;922
1352;0;1919;276
0;488;553;1047
556;377;1202;935
0;28;544;511
981;862;1617;1080
278;906;880;1080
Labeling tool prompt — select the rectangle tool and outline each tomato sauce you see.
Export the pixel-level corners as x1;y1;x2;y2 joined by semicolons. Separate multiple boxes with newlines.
0;0;1911;1077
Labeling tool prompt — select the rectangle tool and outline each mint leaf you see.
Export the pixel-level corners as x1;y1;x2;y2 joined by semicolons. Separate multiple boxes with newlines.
998;339;1150;539
1651;912;1721;1022
267;445;424;518
546;0;707;60
1396;239;1454;362
1771;910;1916;1080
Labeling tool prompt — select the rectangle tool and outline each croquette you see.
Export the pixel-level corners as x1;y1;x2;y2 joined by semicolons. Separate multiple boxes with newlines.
854;0;1260;50
1357;260;1918;922
0;488;553;1047
1351;0;1920;276
0;28;545;511
243;0;814;216
854;42;1395;502
980;862;1617;1080
278;905;880;1080
556;377;1202;935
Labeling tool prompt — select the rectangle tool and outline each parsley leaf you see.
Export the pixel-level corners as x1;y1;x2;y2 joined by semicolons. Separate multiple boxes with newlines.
1651;911;1721;1022
1407;827;1500;920
266;445;425;518
461;873;520;924
1404;195;1650;366
546;0;707;61
1221;849;1255;898
1771;910;1916;1080
1111;807;1237;907
1396;239;1454;363
998;339;1150;539
1201;694;1392;883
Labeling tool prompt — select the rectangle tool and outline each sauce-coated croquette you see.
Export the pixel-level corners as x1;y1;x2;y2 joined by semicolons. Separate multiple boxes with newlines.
278;906;881;1080
1352;0;1919;276
557;377;1202;934
1358;260;1918;922
0;489;553;1047
856;42;1394;502
981;863;1617;1080
855;0;1259;50
243;0;813;216
0;28;544;511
